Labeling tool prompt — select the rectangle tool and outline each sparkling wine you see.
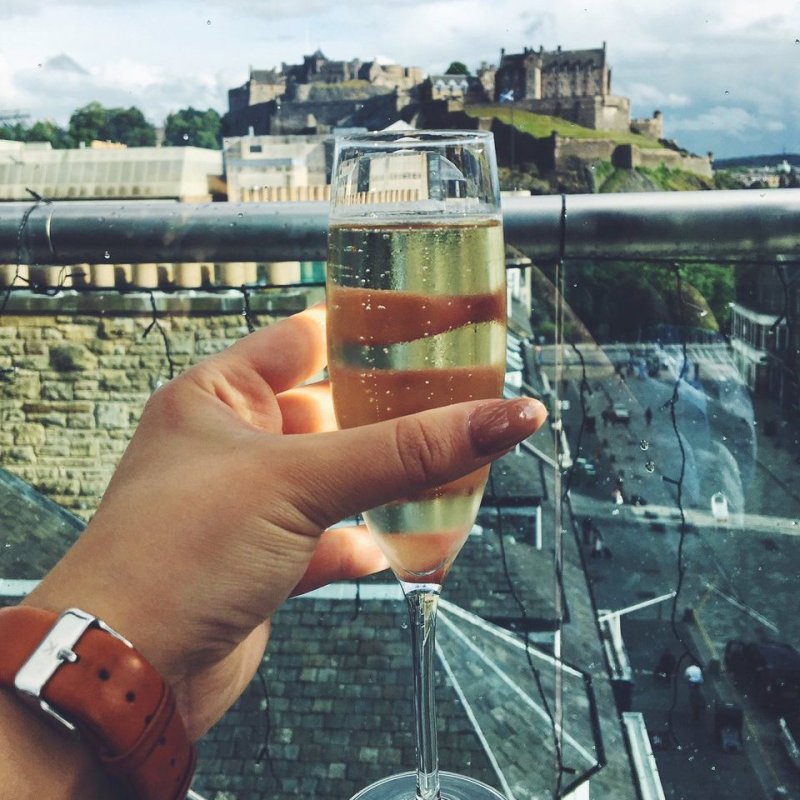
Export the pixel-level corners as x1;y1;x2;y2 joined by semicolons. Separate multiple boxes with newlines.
327;218;506;584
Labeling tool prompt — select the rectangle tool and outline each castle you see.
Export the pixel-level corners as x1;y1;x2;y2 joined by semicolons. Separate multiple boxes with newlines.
221;46;710;189
224;45;661;139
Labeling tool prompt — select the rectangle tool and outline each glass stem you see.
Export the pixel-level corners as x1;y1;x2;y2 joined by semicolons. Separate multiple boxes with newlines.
402;582;442;800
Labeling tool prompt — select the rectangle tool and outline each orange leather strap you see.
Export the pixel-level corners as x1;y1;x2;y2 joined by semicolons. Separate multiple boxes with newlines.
0;606;196;800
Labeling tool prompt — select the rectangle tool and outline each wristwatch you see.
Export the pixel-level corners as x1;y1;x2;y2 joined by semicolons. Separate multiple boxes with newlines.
0;605;196;800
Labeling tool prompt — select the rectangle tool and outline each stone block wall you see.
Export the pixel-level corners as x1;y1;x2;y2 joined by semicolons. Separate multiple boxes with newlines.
0;289;316;520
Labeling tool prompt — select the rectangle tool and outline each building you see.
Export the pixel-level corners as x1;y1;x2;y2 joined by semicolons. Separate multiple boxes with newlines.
493;44;631;132
223;133;331;202
730;302;781;393
225;52;424;138
0;140;223;202
730;264;798;407
421;73;488;108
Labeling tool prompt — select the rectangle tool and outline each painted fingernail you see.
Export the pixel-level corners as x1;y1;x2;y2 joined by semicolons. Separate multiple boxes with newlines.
468;398;546;455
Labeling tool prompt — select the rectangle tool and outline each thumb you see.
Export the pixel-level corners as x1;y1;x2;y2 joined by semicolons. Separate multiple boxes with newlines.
289;396;547;528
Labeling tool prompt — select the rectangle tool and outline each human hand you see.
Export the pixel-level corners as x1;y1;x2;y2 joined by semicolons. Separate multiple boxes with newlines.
24;304;546;740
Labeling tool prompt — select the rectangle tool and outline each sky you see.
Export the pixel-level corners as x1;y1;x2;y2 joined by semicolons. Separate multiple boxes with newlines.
0;0;798;159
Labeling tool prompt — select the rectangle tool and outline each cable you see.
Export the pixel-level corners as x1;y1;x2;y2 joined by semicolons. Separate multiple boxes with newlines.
254;666;280;785
488;467;572;795
141;291;176;380
661;263;704;744
241;286;258;333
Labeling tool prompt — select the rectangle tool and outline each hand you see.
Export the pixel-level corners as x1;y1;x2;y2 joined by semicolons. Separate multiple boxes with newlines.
24;304;546;740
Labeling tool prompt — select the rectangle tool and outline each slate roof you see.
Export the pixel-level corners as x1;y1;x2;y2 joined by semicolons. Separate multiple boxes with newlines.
188;437;638;800
0;334;639;799
0;466;84;579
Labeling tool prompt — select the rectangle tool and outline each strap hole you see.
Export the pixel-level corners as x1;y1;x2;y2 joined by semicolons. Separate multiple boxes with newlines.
170;757;176;767
125;691;136;703
144;714;153;724
98;668;110;681
158;736;167;746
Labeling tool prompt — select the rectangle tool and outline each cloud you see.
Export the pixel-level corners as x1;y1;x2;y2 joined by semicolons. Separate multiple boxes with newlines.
0;0;44;19
670;105;786;138
9;56;227;125
622;82;691;110
1;0;798;159
44;54;89;75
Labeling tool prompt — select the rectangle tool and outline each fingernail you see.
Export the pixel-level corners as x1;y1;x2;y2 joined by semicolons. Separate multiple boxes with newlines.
469;398;546;455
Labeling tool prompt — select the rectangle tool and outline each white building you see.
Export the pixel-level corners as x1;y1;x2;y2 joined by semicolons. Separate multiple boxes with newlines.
729;302;786;392
0;140;223;202
223;134;331;202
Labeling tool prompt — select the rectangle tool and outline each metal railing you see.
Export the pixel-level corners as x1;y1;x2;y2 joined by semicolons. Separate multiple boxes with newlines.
0;189;799;269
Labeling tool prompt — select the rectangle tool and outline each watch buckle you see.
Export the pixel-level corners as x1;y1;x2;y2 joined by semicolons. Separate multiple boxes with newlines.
14;607;132;731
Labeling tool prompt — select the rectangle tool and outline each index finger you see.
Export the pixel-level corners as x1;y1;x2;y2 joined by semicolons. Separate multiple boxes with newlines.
218;303;327;394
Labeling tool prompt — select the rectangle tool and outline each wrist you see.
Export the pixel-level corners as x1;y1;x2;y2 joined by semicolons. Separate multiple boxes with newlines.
0;690;122;800
0;605;197;800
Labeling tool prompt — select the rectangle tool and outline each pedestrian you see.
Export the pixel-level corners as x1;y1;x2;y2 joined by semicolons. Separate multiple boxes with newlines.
645;406;653;426
689;682;706;720
684;661;705;720
590;529;611;559
684;663;704;685
582;517;594;546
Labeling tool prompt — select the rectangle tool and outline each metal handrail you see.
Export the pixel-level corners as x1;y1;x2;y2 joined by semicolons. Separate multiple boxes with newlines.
0;189;799;265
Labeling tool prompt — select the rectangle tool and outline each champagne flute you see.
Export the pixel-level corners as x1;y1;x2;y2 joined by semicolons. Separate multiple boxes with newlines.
326;130;508;800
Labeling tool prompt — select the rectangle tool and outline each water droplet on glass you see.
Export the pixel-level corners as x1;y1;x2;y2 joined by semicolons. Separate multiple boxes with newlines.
640;440;649;451
104;250;110;259
206;19;211;24
400;621;409;630
645;460;656;473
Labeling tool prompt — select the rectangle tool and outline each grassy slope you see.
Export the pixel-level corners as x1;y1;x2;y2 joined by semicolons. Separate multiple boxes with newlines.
466;105;714;191
464;105;663;149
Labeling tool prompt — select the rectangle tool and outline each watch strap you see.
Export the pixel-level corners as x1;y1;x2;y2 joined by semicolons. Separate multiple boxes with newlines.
0;605;196;800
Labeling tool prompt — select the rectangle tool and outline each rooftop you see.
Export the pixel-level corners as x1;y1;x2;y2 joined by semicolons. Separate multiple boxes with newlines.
4;190;800;799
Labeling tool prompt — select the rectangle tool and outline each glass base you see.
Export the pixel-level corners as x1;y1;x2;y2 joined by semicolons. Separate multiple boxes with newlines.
350;771;506;800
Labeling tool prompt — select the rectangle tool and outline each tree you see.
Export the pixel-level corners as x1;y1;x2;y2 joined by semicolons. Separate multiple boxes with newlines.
163;107;222;149
105;107;156;146
0;119;71;148
68;102;156;147
445;61;470;76
0;122;31;143
26;120;73;149
68;102;107;146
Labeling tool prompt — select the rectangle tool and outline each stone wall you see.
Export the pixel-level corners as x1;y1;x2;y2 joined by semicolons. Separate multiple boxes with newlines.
0;289;316;520
612;143;713;178
553;135;617;165
552;136;713;179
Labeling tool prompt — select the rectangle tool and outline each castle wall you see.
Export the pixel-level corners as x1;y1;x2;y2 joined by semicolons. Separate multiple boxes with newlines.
592;96;631;133
553;136;617;164
250;81;285;105
630;113;664;140
612;143;713;177
520;94;630;132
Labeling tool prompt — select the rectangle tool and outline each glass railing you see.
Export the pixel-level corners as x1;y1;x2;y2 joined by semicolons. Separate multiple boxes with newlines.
2;189;800;800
